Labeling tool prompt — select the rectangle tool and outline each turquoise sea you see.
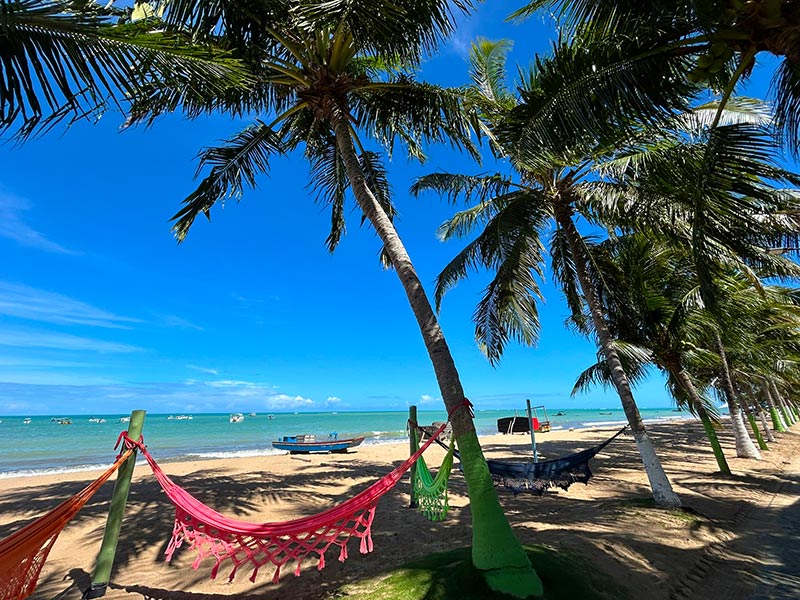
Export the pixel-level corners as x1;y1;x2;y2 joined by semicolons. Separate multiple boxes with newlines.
0;408;691;477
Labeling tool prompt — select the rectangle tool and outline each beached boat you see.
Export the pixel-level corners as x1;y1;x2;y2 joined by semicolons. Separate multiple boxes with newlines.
230;413;245;423
272;433;365;454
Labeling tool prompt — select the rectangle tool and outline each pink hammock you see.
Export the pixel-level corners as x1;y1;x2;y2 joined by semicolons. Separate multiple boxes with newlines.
125;420;449;584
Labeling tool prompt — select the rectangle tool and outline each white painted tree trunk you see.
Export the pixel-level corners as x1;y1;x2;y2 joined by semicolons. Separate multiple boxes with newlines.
730;408;761;459
757;404;776;443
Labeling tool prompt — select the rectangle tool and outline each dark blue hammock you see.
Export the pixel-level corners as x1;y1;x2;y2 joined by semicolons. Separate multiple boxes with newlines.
426;426;628;496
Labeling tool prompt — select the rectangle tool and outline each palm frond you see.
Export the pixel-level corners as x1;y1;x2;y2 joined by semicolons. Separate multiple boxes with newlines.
1;0;253;138
171;121;284;240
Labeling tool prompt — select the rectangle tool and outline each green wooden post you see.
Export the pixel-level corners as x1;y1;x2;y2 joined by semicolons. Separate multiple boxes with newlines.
84;410;145;599
409;405;418;508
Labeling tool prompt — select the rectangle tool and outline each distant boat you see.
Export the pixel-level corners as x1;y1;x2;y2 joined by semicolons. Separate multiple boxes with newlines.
23;418;31;424
599;412;613;415
55;417;72;425
248;412;257;417
175;415;192;420
88;417;106;423
267;414;275;420
167;415;174;420
229;413;245;423
272;434;365;454
119;416;130;423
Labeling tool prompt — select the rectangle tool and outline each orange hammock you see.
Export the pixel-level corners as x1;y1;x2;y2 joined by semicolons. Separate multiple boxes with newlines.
123;420;449;584
0;449;133;600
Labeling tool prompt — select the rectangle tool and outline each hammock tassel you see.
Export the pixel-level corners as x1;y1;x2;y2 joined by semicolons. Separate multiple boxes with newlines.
271;565;281;585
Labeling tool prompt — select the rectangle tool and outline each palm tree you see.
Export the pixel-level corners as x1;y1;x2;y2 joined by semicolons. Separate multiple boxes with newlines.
572;234;734;474
413;40;683;507
513;0;800;152
126;1;542;596
0;0;252;138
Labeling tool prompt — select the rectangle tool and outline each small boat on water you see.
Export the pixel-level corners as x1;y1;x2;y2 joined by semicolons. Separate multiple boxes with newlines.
272;433;365;454
88;417;106;423
175;415;193;420
119;416;130;423
230;413;245;423
23;418;31;424
55;417;72;425
248;412;257;417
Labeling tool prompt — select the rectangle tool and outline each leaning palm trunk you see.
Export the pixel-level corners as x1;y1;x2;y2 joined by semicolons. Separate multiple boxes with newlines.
715;334;761;459
762;381;787;432
755;402;776;443
331;113;542;598
771;381;796;426
742;402;769;451
555;202;681;507
673;368;730;474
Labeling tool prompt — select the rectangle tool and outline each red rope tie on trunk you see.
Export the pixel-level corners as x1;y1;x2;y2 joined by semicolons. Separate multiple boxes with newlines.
447;398;474;420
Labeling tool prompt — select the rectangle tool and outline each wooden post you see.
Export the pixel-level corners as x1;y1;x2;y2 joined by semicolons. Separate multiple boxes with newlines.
409;405;418;508
84;410;146;599
526;399;538;463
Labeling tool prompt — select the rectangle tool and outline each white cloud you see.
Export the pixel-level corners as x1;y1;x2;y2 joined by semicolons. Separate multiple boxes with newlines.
0;192;77;254
206;379;258;388
0;329;142;353
419;394;439;404
326;396;341;404
269;394;314;408
186;364;218;375
0;281;139;328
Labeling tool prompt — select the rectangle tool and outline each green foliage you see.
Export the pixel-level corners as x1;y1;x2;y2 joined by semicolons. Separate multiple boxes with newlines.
0;0;253;139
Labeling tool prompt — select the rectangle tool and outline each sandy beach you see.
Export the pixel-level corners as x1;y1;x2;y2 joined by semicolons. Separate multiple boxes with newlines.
2;420;798;600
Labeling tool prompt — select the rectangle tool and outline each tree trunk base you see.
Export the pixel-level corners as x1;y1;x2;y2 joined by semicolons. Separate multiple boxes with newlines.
482;565;544;599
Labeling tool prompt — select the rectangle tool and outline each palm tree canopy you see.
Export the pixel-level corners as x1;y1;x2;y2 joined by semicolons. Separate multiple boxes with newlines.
124;0;478;247
0;0;253;138
513;0;800;153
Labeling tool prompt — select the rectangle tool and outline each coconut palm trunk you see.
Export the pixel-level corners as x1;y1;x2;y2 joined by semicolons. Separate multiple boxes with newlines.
554;200;681;507
741;399;769;451
755;402;776;442
771;380;796;426
715;333;761;459
672;368;731;473
762;380;787;432
331;113;542;598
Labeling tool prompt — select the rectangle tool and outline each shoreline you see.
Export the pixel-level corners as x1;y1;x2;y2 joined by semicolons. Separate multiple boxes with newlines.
0;412;694;480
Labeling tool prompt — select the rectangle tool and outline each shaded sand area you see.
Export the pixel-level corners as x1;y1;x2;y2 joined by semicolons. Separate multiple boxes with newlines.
1;421;798;600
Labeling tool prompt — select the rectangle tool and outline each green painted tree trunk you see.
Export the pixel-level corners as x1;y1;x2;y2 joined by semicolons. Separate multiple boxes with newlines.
772;381;796;426
332;114;542;599
673;368;730;474
555;200;680;507
745;409;768;451
763;381;787;432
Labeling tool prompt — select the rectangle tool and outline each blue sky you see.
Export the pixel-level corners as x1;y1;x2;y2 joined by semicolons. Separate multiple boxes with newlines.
0;4;780;415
